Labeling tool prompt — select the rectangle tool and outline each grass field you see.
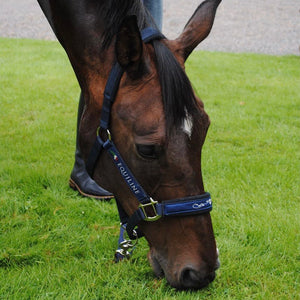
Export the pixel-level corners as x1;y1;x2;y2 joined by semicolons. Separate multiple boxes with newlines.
0;37;299;299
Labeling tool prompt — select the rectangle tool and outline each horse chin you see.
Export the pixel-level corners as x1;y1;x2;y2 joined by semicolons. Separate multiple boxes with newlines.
147;251;164;278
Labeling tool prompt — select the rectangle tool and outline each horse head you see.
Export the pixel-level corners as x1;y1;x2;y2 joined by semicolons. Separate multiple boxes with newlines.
38;0;222;290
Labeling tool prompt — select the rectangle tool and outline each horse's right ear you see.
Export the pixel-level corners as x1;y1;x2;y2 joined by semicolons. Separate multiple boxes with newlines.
115;16;143;76
174;0;222;61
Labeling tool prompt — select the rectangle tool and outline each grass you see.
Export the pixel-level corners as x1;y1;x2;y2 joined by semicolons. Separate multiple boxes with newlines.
0;37;299;299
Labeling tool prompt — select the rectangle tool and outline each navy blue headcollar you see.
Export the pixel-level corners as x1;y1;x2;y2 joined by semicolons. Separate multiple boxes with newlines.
86;27;213;261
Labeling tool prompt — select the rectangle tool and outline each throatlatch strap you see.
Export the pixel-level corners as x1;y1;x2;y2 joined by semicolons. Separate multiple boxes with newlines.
86;135;104;177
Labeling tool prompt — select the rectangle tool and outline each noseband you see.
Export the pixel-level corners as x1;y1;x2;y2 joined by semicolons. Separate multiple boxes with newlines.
86;28;212;260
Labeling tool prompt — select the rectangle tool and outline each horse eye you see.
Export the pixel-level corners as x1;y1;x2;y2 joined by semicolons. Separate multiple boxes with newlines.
136;144;160;159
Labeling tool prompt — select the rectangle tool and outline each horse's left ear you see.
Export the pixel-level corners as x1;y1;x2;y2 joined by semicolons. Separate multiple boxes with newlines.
115;16;143;76
174;0;222;61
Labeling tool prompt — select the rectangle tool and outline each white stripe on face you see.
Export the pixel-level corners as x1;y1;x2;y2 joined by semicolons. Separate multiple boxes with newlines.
183;115;193;138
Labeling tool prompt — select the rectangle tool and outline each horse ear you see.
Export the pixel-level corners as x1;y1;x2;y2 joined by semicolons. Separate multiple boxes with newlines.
175;0;222;61
115;16;143;75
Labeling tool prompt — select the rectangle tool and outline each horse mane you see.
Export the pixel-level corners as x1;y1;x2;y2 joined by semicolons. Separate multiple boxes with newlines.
98;0;152;49
98;0;199;134
152;40;199;133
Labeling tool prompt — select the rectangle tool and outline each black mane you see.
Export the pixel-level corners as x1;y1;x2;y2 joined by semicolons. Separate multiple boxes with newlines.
99;0;199;133
153;40;199;133
97;0;152;48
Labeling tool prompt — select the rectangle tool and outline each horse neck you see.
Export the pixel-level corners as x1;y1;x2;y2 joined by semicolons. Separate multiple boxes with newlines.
41;0;148;96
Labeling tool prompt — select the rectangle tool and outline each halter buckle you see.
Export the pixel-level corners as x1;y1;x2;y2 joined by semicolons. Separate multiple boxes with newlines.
139;198;161;222
115;224;138;261
116;239;134;259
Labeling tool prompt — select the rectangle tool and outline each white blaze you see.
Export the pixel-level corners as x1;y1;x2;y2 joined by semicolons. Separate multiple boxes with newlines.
183;115;193;138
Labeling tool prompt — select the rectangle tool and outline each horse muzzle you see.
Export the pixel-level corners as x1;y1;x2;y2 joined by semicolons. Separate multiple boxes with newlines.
148;247;220;290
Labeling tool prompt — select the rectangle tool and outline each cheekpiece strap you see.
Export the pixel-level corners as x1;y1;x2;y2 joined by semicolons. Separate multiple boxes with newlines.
100;28;163;131
86;27;164;177
99;62;124;130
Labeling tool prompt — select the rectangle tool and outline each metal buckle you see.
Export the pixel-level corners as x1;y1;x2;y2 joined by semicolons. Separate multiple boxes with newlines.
116;240;135;259
115;224;138;260
139;198;161;222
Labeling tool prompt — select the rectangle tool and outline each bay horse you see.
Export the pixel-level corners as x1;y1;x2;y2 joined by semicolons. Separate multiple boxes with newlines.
37;0;222;290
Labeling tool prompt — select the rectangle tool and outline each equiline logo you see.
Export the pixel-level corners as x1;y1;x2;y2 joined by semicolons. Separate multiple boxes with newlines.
109;150;119;162
116;162;140;195
192;199;212;210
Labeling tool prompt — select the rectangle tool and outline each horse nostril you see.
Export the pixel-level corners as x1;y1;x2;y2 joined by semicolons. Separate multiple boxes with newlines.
179;267;215;290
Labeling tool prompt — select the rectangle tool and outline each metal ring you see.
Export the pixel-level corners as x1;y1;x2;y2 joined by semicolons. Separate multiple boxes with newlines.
106;129;112;141
97;127;112;141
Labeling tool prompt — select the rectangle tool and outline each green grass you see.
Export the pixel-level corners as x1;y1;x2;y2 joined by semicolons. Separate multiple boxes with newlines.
0;37;299;299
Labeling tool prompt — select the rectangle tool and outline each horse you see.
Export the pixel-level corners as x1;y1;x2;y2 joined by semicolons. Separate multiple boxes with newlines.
37;0;222;290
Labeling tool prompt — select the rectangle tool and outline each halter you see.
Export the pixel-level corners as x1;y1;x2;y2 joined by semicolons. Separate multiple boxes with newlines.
86;27;213;260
